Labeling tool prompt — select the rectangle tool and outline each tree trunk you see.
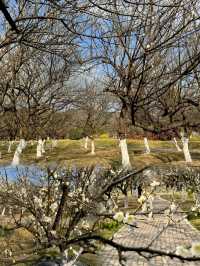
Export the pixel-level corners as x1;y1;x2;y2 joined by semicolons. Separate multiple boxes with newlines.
119;138;132;169
144;137;150;153
42;140;45;153
91;139;95;155
8;141;12;153
181;137;192;162
173;137;182;151
20;139;26;150
195;192;200;206
12;140;25;165
52;185;68;230
1;207;5;216
36;139;43;158
84;136;89;149
12;147;21;165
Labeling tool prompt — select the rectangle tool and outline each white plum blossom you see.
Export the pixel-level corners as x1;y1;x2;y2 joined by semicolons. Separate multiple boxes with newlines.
191;242;200;256
176;245;190;256
137;5;143;12
85;198;89;203
81;221;90;229
110;169;115;175
150;181;160;187
170;202;177;213
123;213;135;224
77;188;82;193
33;196;43;208
50;230;57;237
192;206;198;211
4;249;12;257
42;215;52;223
21;187;27;196
113;211;124;222
51;202;58;212
146;44;151;49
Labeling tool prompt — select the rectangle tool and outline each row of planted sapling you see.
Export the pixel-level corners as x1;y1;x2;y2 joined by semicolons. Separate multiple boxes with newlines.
7;138;57;166
0;132;195;168
0;166;200;265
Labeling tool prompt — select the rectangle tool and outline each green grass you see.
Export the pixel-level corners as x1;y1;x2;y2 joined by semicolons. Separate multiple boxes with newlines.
1;138;200;168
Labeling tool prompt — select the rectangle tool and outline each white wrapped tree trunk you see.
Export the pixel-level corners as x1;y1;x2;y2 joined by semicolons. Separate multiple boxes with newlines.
91;139;95;155
119;138;132;169
36;139;43;158
20;139;26;149
42;140;45;154
173;137;182;151
8;141;12;153
1;207;5;216
12;146;22;165
181;137;192;162
144;137;150;153
84;136;89;149
12;139;25;165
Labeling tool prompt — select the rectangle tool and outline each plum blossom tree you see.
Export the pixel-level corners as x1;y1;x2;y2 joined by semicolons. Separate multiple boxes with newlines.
0;167;143;263
0;166;200;264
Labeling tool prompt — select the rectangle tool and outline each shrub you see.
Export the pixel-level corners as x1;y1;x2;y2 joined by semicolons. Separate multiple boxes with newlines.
100;219;119;230
99;133;110;139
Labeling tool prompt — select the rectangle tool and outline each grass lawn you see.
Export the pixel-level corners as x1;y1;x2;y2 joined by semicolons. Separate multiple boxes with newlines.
0;138;200;169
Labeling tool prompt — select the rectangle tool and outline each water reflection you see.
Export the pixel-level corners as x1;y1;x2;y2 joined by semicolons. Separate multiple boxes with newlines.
0;164;46;181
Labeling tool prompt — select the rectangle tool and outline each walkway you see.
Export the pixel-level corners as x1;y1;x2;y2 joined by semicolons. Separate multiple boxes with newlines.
99;197;200;266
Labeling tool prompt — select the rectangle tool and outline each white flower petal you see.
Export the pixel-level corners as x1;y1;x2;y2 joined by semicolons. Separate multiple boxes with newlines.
113;211;124;222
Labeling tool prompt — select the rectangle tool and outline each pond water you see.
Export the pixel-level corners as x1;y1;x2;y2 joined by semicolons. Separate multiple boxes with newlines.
0;164;46;181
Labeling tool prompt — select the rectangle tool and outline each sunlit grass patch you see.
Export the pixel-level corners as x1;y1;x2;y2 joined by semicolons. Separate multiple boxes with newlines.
0;138;200;168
